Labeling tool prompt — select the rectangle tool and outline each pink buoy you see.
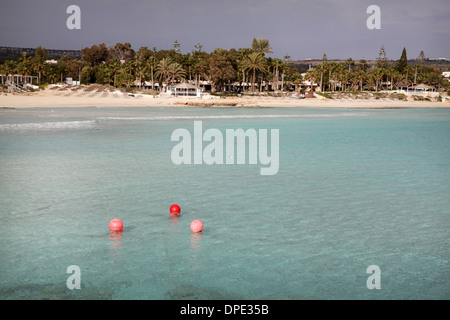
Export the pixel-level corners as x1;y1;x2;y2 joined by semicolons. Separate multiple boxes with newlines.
190;220;203;233
109;219;123;231
170;204;181;215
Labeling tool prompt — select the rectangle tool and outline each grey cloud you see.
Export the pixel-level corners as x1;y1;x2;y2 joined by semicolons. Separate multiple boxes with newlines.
0;0;448;60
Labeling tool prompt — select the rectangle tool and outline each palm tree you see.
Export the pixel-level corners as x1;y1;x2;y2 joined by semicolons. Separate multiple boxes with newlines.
327;62;338;91
359;59;369;72
391;69;401;91
119;59;135;88
0;60;17;84
271;58;283;91
290;72;303;92
356;69;366;91
182;53;193;81
349;71;359;91
107;58;122;87
346;58;355;72
32;60;44;84
242;52;267;93
144;49;158;90
250;39;272;91
336;63;346;91
371;67;384;91
340;70;351;91
32;48;47;84
316;63;326;92
404;65;415;87
385;67;398;91
57;60;68;83
17;53;32;82
305;69;317;96
155;58;172;92
192;49;209;87
167;62;186;85
251;38;273;55
134;49;150;89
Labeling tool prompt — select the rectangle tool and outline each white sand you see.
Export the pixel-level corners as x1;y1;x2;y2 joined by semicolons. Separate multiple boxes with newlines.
1;89;449;108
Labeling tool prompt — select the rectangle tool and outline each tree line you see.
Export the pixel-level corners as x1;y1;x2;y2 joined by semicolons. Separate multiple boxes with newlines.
0;41;447;94
305;46;447;93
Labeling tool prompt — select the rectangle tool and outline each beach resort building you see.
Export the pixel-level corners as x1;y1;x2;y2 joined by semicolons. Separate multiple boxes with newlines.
395;83;439;94
408;83;436;92
442;71;450;81
1;73;39;92
169;82;203;97
134;80;160;91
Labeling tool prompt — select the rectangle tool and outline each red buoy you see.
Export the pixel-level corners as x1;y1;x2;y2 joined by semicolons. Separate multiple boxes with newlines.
109;219;123;231
190;220;203;233
170;204;181;215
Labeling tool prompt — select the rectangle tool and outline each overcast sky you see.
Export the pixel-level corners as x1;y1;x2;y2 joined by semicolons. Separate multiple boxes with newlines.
1;0;449;60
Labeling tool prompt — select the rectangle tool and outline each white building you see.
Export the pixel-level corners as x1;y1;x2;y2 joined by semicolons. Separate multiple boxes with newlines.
169;82;203;97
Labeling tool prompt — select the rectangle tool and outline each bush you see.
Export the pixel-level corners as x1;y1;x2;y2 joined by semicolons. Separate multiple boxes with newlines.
316;92;332;99
140;89;158;95
393;93;405;100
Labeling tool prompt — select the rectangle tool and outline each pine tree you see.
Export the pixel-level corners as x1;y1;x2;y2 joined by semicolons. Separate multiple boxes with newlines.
395;47;407;73
418;50;426;73
376;45;389;69
173;40;181;54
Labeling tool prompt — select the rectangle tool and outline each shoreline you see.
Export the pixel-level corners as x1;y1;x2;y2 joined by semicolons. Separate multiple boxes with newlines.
1;89;449;109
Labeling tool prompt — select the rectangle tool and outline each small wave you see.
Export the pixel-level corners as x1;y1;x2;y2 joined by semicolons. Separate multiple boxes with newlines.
0;120;96;131
98;113;366;121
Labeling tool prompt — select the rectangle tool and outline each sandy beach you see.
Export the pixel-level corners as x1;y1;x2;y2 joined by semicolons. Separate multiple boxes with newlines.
1;86;449;109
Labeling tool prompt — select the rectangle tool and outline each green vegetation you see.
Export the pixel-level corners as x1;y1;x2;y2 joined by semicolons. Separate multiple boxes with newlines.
1;42;448;95
316;92;333;99
309;46;448;93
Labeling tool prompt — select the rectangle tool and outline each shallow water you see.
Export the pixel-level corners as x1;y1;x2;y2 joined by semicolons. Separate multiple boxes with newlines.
0;106;449;299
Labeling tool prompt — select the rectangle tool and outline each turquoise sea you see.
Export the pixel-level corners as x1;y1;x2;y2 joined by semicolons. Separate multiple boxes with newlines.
0;106;448;300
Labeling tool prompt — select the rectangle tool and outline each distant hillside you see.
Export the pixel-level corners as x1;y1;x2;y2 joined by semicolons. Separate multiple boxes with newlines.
0;46;81;61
